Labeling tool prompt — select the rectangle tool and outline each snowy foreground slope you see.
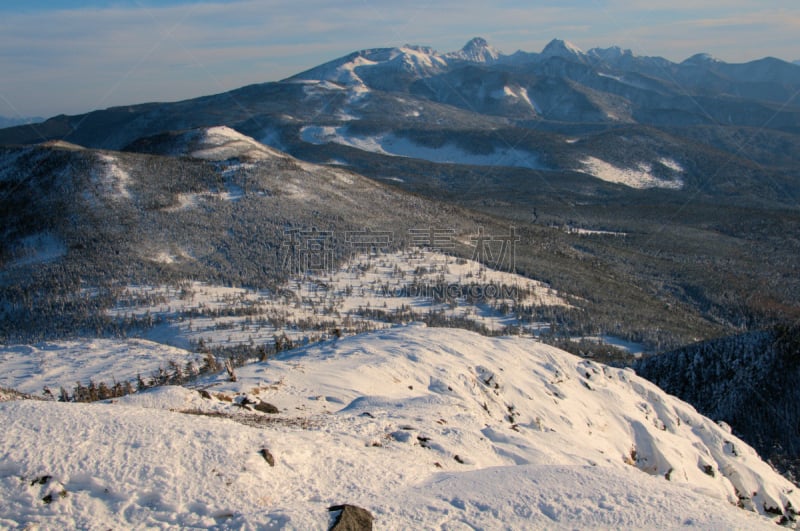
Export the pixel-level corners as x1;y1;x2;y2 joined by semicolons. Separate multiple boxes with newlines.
1;326;797;529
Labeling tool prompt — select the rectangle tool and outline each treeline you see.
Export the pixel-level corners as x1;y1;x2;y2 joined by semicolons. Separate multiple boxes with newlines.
48;330;343;404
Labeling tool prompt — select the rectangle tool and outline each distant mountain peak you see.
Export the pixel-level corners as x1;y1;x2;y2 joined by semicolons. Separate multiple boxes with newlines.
541;38;585;59
588;45;636;62
681;52;721;65
448;36;501;63
462;36;492;54
400;43;438;55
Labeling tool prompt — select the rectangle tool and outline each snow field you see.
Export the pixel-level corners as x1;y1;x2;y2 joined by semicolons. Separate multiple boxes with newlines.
111;249;567;351
0;339;200;395
189;126;287;162
581;156;684;190
0;326;794;529
300;126;542;168
0;250;566;395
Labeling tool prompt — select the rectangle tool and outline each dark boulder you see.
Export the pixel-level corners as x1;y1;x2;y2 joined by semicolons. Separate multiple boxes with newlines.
328;504;374;531
254;401;280;414
259;448;275;467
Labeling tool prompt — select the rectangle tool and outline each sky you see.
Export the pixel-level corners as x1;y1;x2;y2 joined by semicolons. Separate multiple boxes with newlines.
1;0;799;118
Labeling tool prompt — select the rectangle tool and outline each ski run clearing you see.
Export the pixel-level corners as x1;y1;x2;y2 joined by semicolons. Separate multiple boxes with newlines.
1;326;797;529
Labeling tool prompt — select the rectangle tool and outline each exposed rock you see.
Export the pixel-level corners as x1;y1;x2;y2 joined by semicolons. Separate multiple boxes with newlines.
30;475;52;486
253;401;279;414
328;504;373;531
259;448;275;467
42;489;67;504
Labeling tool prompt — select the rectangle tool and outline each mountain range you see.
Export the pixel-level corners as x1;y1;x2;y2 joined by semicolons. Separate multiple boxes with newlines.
2;38;798;344
2;36;800;528
5;37;800;146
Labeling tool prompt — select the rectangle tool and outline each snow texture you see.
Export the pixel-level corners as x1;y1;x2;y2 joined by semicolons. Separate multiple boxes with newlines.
0;326;796;529
0;339;198;394
580;156;684;190
100;249;567;351
188;126;288;162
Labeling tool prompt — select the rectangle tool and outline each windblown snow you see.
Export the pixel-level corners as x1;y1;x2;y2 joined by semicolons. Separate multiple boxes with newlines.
0;326;796;529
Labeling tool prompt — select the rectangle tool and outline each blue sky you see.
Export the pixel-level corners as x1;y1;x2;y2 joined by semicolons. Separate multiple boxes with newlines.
1;0;799;117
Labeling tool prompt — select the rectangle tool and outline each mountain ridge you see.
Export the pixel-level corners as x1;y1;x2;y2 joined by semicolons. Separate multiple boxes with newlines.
1;325;797;528
1;37;798;198
3;37;799;134
2;37;799;348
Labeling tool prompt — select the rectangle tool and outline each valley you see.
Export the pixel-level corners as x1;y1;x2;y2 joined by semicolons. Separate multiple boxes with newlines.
1;34;800;528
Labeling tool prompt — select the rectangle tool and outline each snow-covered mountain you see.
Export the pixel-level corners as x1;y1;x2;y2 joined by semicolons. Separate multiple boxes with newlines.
445;36;501;63
1;37;798;345
288;44;449;92
1;325;796;528
682;52;722;66
291;37;503;89
4;36;799;151
539;38;587;62
124;125;289;162
0;137;509;336
4;36;796;178
2;37;800;520
1;36;799;370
